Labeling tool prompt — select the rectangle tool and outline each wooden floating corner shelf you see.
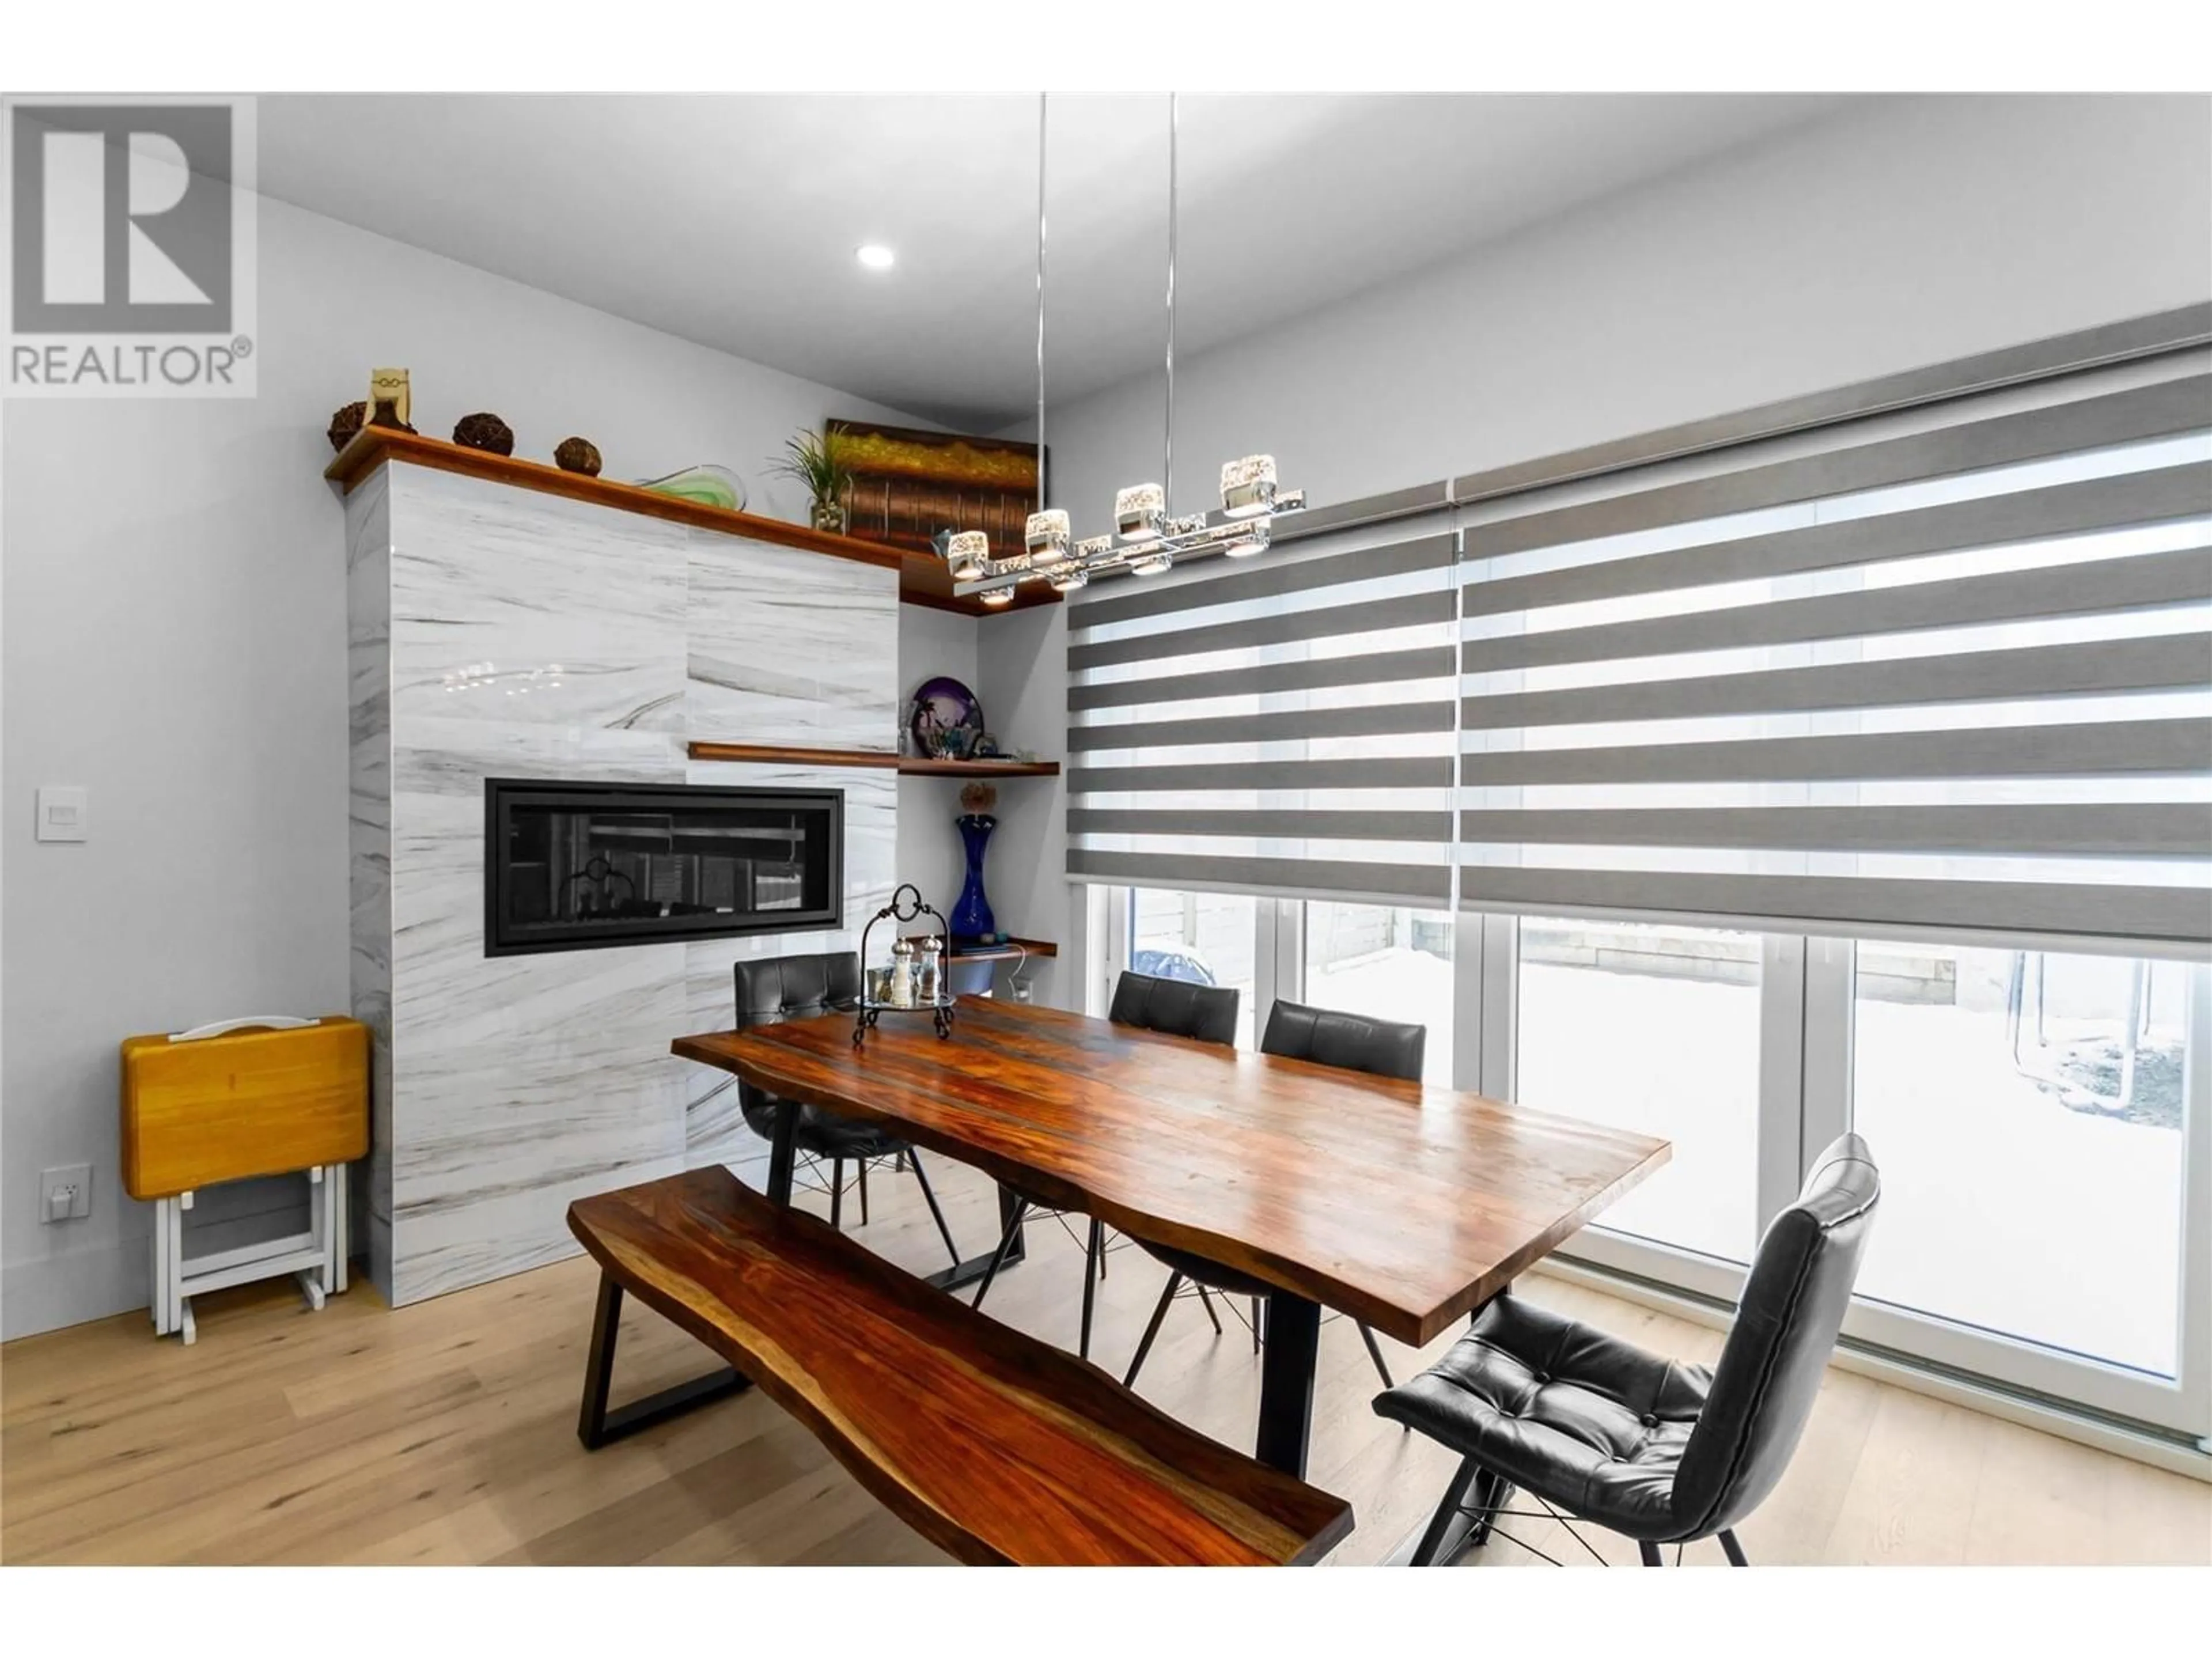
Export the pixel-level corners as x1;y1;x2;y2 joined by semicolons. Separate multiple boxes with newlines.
687;741;1058;778
895;756;1061;778
951;937;1058;963
322;425;1058;619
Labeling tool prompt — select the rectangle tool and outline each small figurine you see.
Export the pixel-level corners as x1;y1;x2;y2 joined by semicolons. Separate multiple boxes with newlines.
453;412;515;456
367;368;412;431
554;436;602;476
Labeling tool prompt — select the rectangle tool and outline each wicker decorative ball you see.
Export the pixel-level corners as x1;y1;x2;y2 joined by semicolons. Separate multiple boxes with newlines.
327;400;367;452
554;436;603;477
452;412;515;456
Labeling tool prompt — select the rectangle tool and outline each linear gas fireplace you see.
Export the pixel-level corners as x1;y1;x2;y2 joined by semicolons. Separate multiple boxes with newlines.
484;779;844;956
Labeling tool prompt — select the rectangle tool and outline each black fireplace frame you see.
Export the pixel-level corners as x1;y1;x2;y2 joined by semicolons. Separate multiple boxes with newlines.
483;778;844;958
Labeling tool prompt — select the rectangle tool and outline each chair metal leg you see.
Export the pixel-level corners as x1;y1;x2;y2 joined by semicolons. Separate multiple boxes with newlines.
1409;1456;1482;1566
1079;1218;1102;1361
904;1150;962;1267
858;1159;870;1226
968;1199;1028;1310
829;1157;844;1229
1251;1297;1263;1353
1193;1282;1224;1335
1357;1322;1395;1388
1718;1529;1748;1566
1124;1272;1181;1387
1639;1540;1664;1567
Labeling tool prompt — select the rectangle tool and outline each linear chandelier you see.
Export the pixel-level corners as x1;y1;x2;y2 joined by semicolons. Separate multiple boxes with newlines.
945;93;1306;606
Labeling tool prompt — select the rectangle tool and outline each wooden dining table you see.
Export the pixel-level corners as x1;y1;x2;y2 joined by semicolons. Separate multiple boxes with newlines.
672;998;1668;1482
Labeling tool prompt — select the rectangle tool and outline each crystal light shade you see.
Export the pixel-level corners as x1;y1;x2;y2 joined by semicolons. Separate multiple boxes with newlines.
1222;529;1268;558
945;530;990;582
979;584;1015;607
1047;566;1089;594
1024;509;1071;566
1220;454;1278;518
1128;548;1173;577
1115;483;1166;543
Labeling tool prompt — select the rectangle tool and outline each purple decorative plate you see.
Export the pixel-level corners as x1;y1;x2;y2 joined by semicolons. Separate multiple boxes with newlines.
909;676;984;759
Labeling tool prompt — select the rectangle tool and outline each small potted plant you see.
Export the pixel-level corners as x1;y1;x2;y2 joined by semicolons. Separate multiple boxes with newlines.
769;428;852;533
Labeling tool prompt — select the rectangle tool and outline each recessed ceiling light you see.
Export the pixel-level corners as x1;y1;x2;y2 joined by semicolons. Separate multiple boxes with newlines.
855;244;896;272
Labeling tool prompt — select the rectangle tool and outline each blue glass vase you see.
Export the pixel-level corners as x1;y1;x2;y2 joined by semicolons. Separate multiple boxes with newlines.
952;813;997;942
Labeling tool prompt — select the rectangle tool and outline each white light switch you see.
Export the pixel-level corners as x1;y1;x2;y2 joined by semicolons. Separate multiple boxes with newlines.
36;786;88;843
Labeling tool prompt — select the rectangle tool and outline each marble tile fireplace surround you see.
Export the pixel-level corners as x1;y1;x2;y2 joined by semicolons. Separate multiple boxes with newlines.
344;456;897;1305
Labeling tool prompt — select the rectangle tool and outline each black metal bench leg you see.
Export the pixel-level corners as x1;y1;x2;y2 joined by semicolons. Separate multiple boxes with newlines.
1079;1218;1102;1361
578;1272;623;1449
1124;1271;1181;1387
1719;1528;1749;1566
858;1159;870;1226
576;1270;749;1452
829;1157;844;1228
1639;1539;1665;1567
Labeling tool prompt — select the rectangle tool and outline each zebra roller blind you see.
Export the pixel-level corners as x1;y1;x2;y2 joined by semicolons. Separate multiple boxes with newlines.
1459;350;2212;945
1066;522;1459;905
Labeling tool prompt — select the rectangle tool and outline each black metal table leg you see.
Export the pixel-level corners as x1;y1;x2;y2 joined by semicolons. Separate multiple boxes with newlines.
922;1181;1029;1294
1255;1290;1321;1479
765;1100;798;1207
576;1271;751;1451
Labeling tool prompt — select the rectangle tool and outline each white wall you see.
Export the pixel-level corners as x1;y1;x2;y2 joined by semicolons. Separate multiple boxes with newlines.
979;92;2212;1012
1;191;932;1338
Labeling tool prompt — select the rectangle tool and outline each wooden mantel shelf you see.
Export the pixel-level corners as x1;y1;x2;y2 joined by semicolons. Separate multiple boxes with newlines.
323;426;1058;619
687;741;1059;778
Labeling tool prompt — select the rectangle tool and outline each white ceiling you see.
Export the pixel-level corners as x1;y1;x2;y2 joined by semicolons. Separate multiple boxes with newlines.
257;93;1853;430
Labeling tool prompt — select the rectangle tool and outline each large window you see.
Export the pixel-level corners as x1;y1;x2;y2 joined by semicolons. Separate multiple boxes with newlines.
1301;904;1453;1084
1851;942;2188;1377
1082;325;2211;1444
1516;917;1762;1263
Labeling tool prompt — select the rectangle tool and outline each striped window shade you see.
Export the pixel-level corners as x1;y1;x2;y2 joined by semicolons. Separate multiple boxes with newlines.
1067;522;1460;905
1458;351;2212;946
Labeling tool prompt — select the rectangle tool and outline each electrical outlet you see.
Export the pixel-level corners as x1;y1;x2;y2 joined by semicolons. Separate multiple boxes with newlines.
40;1164;92;1224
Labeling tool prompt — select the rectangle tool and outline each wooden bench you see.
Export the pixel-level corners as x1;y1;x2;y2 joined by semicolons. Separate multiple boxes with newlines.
567;1166;1354;1566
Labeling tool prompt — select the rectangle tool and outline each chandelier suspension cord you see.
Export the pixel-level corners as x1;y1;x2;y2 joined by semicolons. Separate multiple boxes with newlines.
1036;91;1048;516
1164;91;1177;514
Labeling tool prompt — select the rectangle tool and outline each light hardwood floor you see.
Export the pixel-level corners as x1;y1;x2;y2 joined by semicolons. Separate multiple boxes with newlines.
4;1155;2207;1566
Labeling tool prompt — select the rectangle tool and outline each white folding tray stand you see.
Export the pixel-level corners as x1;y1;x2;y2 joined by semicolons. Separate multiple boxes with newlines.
150;1163;350;1346
138;1014;358;1346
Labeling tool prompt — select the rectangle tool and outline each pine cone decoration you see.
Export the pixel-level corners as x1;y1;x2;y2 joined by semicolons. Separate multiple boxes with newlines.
452;412;514;456
328;400;366;451
554;436;603;476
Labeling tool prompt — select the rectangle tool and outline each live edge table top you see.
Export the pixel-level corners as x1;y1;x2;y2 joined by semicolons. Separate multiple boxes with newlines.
672;999;1669;1349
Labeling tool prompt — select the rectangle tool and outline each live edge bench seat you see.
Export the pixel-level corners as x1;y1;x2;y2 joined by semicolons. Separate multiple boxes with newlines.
566;1166;1354;1566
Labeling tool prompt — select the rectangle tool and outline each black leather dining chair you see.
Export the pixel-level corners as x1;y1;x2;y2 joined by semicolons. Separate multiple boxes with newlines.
732;952;961;1267
1377;1132;1880;1566
1122;1000;1423;1390
968;970;1240;1359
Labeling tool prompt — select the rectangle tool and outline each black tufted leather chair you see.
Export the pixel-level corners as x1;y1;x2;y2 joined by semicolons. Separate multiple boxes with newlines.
1377;1132;1880;1566
731;952;961;1266
968;970;1243;1359
1107;969;1243;1044
1122;999;1426;1391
